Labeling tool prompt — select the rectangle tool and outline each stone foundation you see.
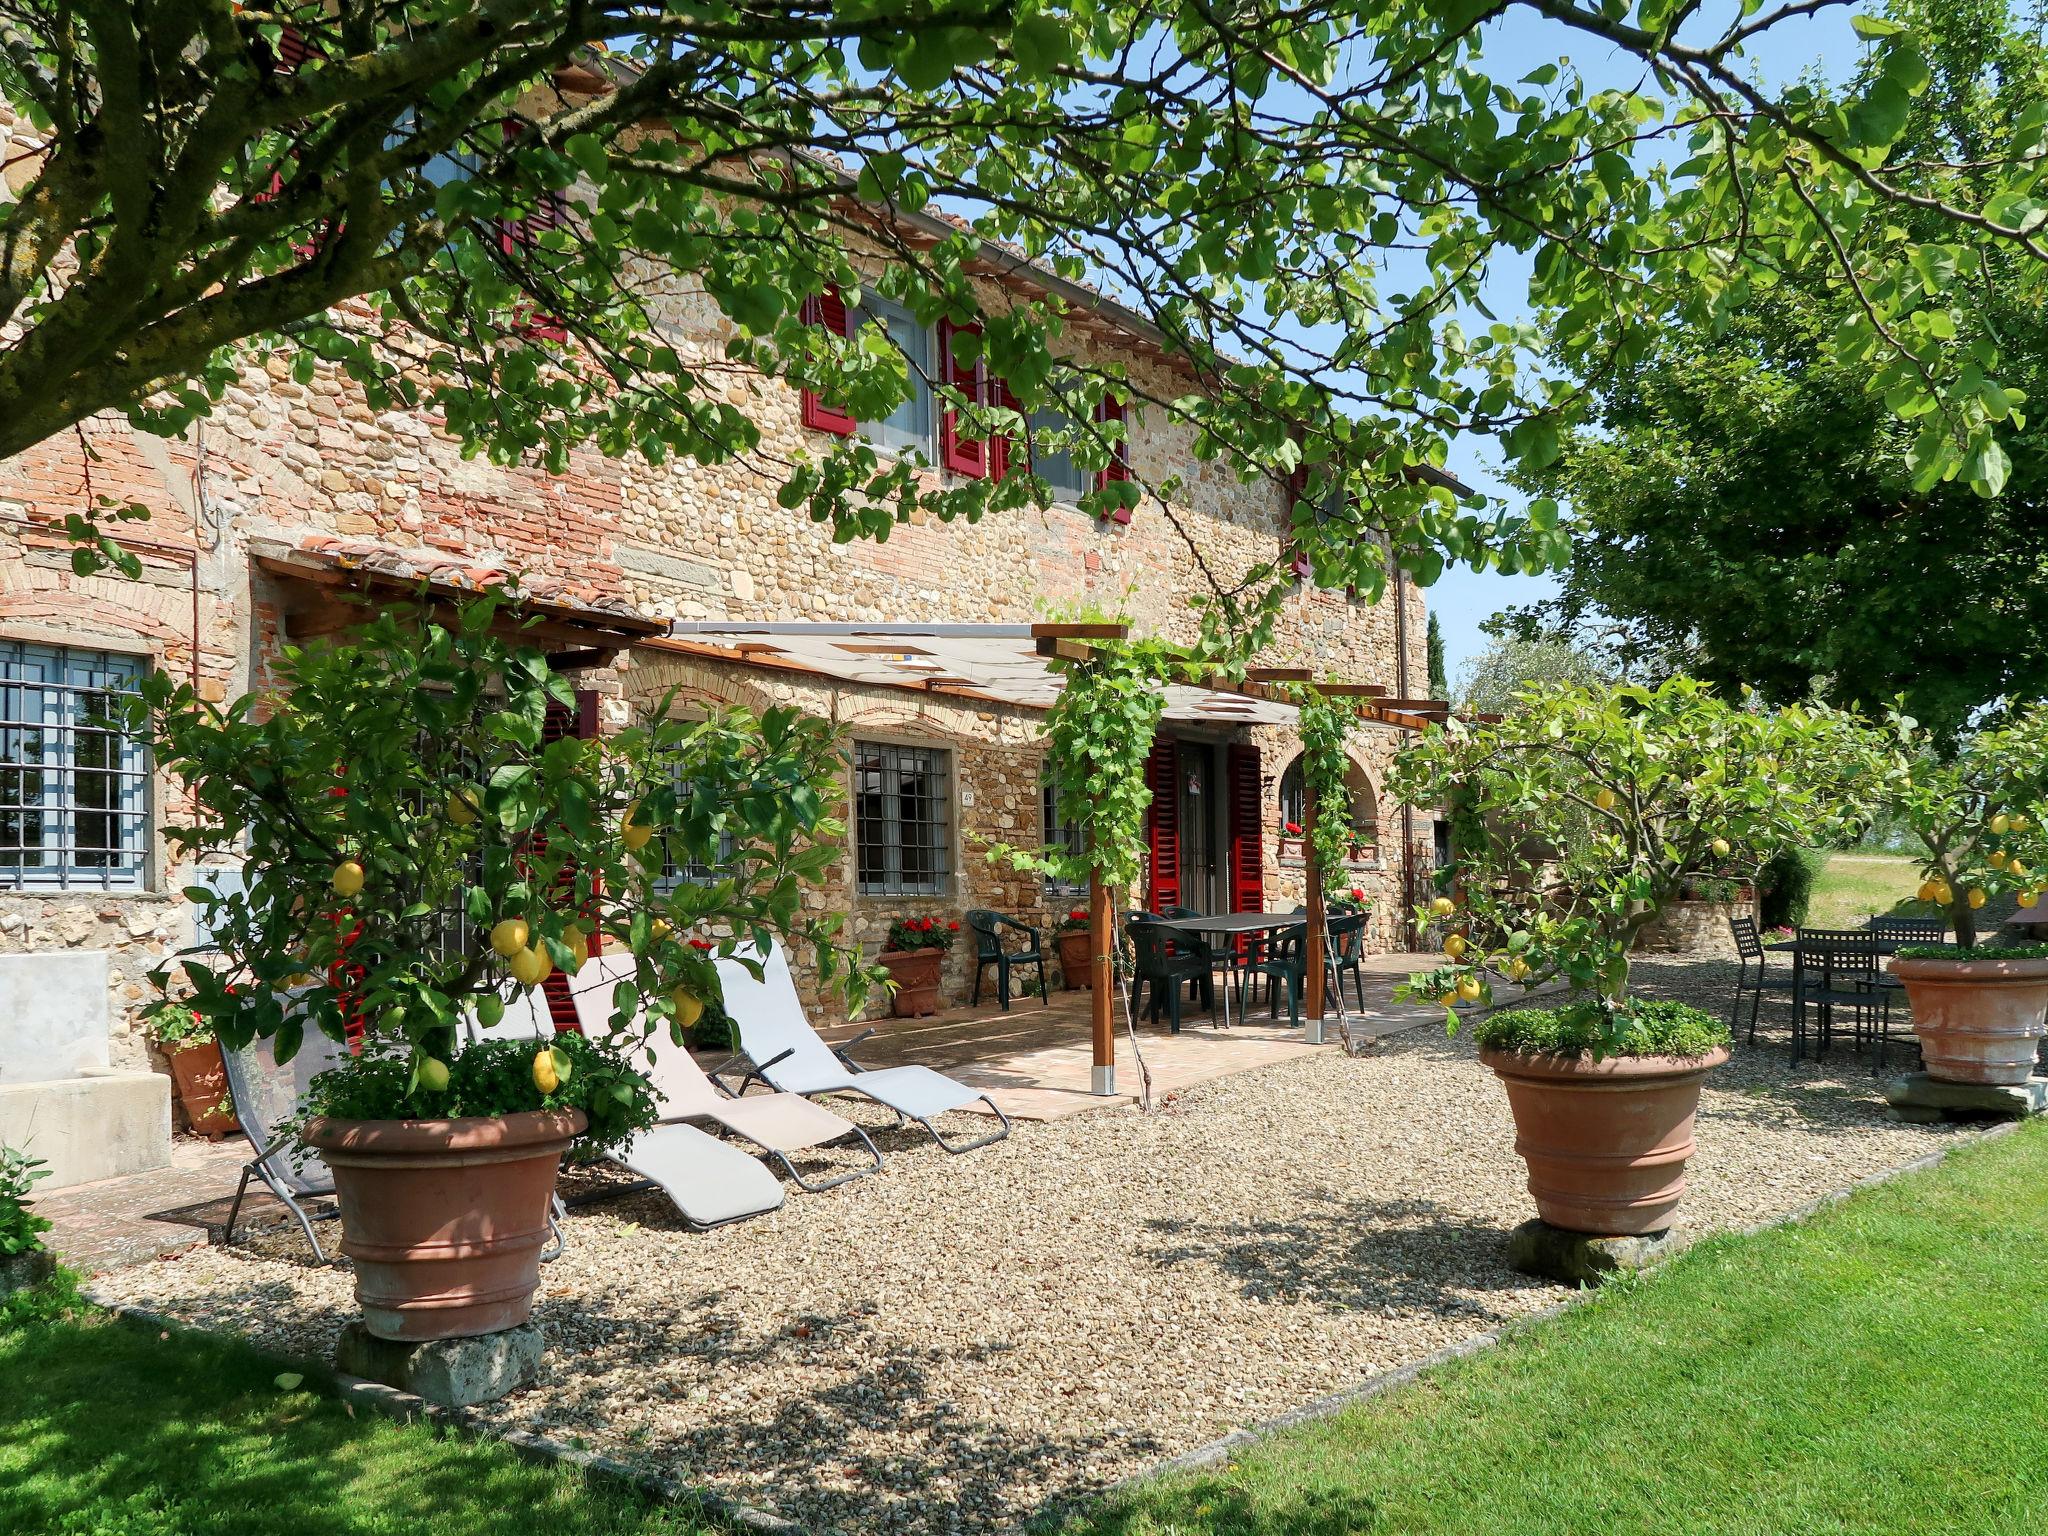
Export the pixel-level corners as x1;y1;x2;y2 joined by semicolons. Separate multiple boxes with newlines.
1506;1218;1684;1286
336;1320;545;1408
1881;1072;2046;1123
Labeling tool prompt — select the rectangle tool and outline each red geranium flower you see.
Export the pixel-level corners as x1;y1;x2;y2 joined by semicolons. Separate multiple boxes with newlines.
1351;887;1365;901
1284;821;1302;835
687;937;714;951
948;921;960;930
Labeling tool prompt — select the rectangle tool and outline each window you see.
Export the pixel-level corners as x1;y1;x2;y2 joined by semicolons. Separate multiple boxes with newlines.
1028;405;1090;502
657;760;738;891
854;741;951;896
0;643;150;890
1041;776;1087;895
855;295;934;457
1277;754;1378;855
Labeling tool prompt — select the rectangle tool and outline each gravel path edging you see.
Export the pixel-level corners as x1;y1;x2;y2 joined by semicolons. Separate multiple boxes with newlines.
81;1292;803;1535
1094;1115;2025;1506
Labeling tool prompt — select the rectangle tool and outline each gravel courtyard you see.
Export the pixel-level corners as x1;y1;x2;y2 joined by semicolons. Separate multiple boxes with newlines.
99;959;1978;1534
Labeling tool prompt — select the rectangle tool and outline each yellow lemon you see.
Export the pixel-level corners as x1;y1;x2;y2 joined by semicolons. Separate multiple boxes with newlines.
621;799;655;852
1710;837;1731;859
1916;879;1941;904
1429;896;1456;917
447;787;479;826
1992;813;2011;835
671;989;705;1029
1989;851;2010;871
2014;815;2033;832
562;928;589;975
1444;933;1468;959
534;945;555;982
1455;975;1483;1002
532;1047;559;1095
1437;991;1458;1009
1968;887;1988;910
1593;788;1617;811
1510;958;1531;980
2022;890;2040;910
331;860;365;898
509;946;546;987
2011;860;2030;879
417;1056;450;1093
490;918;530;959
651;917;673;942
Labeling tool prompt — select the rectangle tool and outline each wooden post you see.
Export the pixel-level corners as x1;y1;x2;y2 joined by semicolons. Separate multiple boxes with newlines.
1089;866;1115;1094
1303;791;1326;1043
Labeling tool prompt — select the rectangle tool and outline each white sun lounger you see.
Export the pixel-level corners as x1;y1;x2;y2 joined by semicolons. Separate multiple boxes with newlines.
714;941;1011;1154
468;983;785;1230
568;955;882;1192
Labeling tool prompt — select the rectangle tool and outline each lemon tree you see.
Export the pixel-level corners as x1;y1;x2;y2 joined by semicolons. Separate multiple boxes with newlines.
1388;678;1871;1057
1863;702;2048;950
125;593;865;1126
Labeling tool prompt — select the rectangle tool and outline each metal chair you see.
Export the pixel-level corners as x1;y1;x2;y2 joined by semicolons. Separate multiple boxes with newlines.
1728;914;1795;1045
1161;904;1225;1012
220;1028;348;1260
1128;920;1212;1031
965;909;1049;1011
1791;928;1888;1063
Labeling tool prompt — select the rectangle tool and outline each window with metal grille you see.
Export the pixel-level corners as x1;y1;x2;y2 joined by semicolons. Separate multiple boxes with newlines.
0;643;150;890
657;758;739;892
1041;775;1087;895
854;741;951;897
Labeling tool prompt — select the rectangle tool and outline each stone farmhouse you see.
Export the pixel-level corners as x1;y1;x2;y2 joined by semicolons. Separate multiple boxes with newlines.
0;89;1453;1085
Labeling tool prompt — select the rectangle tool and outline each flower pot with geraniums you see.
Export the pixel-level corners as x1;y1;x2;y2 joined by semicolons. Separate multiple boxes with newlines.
127;597;865;1349
143;999;240;1140
1391;678;1870;1238
1054;908;1094;989
876;916;956;1016
1859;703;2048;1085
0;1145;56;1299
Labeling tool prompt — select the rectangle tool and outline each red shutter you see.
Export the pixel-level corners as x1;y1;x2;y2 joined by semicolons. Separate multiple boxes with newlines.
1227;743;1265;918
501;193;570;341
1095;396;1133;522
939;318;988;477
275;25;314;72
800;290;857;435
988;378;1022;480
1143;736;1180;911
538;690;600;1034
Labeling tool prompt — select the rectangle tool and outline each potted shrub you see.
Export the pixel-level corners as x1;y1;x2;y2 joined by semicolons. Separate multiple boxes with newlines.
127;598;863;1346
1391;678;1869;1235
144;999;240;1139
875;916;955;1016
0;1145;56;1299
1054;907;1093;989
1864;703;2048;1085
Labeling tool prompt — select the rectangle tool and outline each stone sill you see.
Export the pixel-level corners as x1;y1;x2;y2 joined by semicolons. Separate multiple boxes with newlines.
1;887;172;903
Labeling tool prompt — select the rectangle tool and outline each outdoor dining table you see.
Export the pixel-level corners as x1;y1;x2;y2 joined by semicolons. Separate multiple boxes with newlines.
1153;911;1306;1030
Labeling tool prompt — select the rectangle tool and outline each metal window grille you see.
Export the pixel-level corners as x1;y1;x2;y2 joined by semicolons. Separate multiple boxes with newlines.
658;758;738;891
855;741;951;897
0;643;150;891
1041;777;1087;896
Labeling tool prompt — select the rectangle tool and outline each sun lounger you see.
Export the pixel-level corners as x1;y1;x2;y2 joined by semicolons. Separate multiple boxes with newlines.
220;1023;349;1260
469;981;785;1229
568;955;882;1192
714;941;1011;1154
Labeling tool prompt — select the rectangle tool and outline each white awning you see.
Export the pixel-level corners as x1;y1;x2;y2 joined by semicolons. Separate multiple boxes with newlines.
658;622;1303;726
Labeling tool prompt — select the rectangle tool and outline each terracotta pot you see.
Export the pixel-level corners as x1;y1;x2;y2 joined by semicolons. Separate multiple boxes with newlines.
1481;1045;1729;1236
877;947;945;1017
1055;930;1093;990
1889;954;2048;1086
304;1109;585;1343
163;1039;240;1139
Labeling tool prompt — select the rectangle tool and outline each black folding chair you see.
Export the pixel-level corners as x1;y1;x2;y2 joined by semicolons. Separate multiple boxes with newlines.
1729;914;1795;1045
1791;928;1888;1064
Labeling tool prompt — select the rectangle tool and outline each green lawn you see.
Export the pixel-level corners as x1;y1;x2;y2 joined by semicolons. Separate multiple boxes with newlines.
1806;851;1926;928
0;1296;703;1536
1055;1120;2048;1536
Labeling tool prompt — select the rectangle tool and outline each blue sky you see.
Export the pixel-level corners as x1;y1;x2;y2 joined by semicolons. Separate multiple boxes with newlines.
1428;5;1865;689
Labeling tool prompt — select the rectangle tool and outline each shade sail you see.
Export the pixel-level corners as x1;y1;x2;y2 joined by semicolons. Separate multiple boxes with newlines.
658;622;1305;725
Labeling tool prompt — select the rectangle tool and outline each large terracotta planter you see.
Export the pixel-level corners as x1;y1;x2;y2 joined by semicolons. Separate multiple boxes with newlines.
303;1109;585;1342
1055;930;1093;990
1481;1046;1729;1235
1889;954;2048;1086
164;1039;240;1139
876;947;945;1017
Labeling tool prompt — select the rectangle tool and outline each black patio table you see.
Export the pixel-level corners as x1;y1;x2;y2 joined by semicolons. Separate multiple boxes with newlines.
1152;911;1306;1029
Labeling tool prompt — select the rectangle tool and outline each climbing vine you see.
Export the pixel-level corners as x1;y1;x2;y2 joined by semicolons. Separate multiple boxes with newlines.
988;635;1180;893
1291;687;1360;892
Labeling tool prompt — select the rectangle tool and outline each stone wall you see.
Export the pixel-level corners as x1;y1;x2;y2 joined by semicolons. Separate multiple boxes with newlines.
1632;897;1755;959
